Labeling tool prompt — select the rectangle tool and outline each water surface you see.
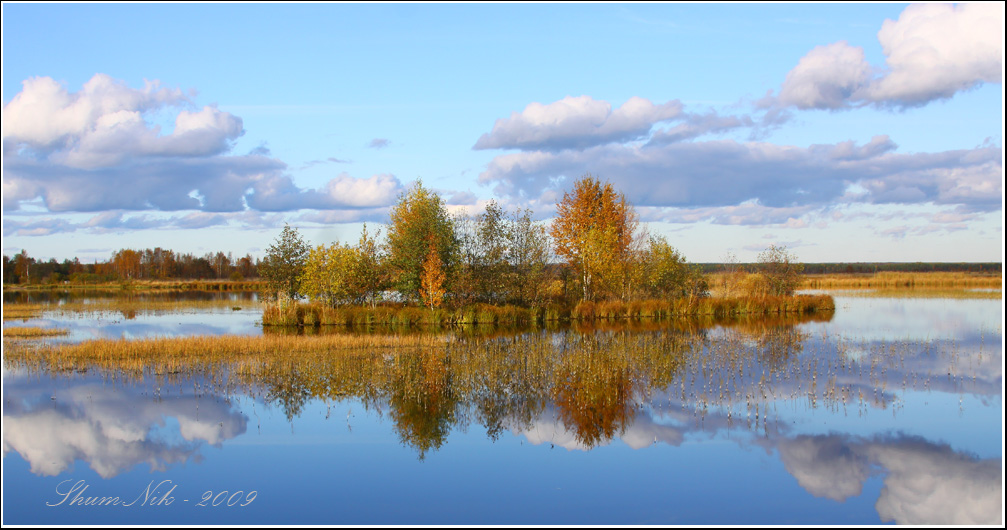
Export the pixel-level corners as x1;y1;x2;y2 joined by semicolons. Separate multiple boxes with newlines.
2;293;1001;525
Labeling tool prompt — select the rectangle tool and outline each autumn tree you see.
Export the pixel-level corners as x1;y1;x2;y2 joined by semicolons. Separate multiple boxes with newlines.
355;224;387;308
111;249;142;280
757;244;804;296
455;200;511;304
549;174;639;302
260;224;310;303
210;251;232;279
385;181;457;303
507;207;551;306
419;238;447;309
236;254;258;279
638;235;708;299
11;250;33;284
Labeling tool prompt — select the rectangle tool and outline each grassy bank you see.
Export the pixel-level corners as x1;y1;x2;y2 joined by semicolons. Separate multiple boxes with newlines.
262;294;836;328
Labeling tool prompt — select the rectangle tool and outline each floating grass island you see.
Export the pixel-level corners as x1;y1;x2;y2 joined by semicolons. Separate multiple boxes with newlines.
260;294;836;329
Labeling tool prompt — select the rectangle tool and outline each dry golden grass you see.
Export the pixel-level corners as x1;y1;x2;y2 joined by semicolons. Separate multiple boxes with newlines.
3;326;69;338
3;332;451;375
831;288;1001;299
2;303;45;320
802;271;1001;290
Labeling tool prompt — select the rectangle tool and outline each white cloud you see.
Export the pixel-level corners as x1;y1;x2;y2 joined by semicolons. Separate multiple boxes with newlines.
2;75;243;170
868;3;1004;106
778;41;872;110
772;3;1004;110
1;74;410;217
247;172;404;211
1;74;188;153
474;95;683;151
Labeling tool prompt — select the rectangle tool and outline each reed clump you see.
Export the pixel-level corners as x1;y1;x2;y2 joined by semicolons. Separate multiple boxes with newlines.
2;303;45;320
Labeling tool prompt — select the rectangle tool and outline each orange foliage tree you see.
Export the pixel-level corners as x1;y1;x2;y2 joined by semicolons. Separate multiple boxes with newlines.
548;174;640;301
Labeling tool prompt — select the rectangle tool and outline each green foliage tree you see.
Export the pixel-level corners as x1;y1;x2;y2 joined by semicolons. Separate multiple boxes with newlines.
386;181;457;303
757;244;804;296
473;200;510;303
639;235;708;299
260;224;310;303
507;207;551;306
299;243;361;307
455;200;511;304
355;224;387;308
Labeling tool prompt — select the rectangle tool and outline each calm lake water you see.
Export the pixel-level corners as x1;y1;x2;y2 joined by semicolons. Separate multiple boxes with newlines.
2;292;1002;525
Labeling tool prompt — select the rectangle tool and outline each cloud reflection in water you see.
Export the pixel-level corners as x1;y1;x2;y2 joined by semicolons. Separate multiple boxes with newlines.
3;382;247;478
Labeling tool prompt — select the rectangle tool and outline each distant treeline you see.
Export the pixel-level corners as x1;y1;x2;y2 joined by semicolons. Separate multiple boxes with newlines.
3;248;261;285
698;262;1001;275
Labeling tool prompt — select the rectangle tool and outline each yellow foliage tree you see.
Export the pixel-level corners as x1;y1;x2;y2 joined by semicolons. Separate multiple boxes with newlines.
549;174;640;301
300;243;362;307
419;239;446;310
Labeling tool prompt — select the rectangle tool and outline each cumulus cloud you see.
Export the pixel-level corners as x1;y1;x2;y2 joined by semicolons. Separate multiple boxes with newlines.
771;3;1004;110
777;41;873;110
1;74;410;217
478;138;1002;214
247;172;404;211
474;95;684;151
1;74;188;153
3;75;241;168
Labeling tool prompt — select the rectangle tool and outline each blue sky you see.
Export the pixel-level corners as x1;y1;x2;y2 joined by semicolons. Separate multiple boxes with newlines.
2;3;1003;264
